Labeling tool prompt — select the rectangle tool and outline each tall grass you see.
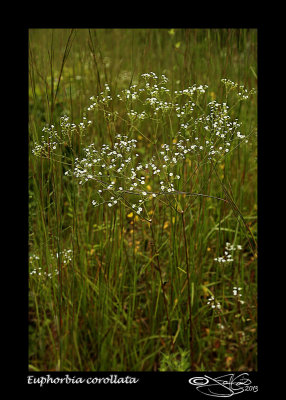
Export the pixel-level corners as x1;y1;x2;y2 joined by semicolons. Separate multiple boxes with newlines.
29;28;257;372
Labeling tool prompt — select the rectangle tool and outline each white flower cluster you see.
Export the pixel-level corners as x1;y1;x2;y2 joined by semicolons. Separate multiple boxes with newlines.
32;125;59;156
68;133;190;218
71;134;137;184
237;85;256;101
33;72;255;218
56;248;73;264
221;78;238;96
233;286;244;304
233;286;242;296
221;78;256;100
87;83;113;110
119;86;139;102
29;266;59;279
141;72;159;80
174;83;208;96
29;253;59;279
214;242;242;263
207;285;245;313
67;101;250;217
226;242;242;251
127;109;147;121
60;115;77;135
207;296;222;311
29;254;40;262
193;101;246;159
29;249;73;279
115;72;173;116
32;115;92;157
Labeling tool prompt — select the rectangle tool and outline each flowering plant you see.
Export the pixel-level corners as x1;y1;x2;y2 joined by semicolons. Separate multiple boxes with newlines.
32;73;256;222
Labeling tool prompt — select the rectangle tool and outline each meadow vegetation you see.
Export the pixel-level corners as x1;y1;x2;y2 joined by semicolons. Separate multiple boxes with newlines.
29;28;257;371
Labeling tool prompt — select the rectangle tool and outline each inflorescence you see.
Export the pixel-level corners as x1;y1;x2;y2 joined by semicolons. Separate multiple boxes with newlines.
32;73;256;220
214;242;242;264
29;249;73;280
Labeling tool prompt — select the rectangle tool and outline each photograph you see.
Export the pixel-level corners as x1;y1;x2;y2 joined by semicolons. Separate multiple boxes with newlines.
28;28;257;378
